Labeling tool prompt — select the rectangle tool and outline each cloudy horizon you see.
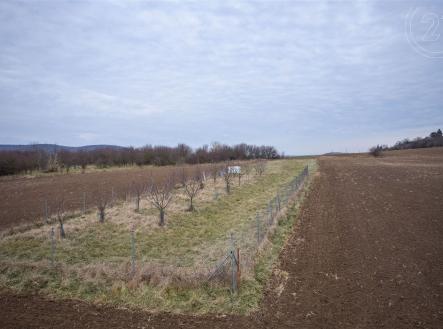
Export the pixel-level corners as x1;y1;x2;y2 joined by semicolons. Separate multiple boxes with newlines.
1;0;442;155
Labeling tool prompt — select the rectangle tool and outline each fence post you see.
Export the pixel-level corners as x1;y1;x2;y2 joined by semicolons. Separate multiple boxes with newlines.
111;187;115;204
50;227;55;267
236;248;241;288
82;192;86;215
230;250;237;293
44;199;49;224
230;233;237;293
130;224;136;276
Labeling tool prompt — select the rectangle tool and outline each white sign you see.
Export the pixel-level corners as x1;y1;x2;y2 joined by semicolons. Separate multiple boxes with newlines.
227;166;241;174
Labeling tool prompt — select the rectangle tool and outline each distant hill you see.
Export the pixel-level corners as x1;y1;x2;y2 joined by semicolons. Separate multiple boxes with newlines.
0;144;126;153
322;152;346;156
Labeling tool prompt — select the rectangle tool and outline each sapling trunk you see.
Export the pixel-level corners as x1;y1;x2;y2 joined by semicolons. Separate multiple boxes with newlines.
159;208;165;226
58;217;65;239
226;180;231;194
99;207;105;223
188;197;195;211
135;197;140;212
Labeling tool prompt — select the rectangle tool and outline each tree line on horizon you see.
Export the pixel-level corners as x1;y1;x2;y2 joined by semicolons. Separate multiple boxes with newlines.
370;128;443;156
0;142;280;176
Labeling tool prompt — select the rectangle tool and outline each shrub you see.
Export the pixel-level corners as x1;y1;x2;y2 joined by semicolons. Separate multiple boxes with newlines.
369;145;383;157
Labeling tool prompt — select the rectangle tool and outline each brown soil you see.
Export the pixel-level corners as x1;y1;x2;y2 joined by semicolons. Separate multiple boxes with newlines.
1;148;442;328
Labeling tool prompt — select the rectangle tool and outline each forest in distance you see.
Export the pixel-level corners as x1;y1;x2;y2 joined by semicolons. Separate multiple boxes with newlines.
0;142;281;176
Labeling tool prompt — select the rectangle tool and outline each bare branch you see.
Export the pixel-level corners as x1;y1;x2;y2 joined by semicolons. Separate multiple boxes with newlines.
147;175;175;226
183;167;203;211
254;160;267;176
209;163;221;184
132;181;147;212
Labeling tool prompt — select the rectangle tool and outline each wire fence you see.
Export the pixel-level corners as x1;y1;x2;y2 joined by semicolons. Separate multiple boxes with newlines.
205;165;310;292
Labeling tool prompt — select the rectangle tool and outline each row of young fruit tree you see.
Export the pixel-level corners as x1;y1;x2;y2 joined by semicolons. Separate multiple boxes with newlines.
48;160;268;238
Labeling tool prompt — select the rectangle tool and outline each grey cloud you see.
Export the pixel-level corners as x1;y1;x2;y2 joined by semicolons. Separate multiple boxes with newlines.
0;0;442;154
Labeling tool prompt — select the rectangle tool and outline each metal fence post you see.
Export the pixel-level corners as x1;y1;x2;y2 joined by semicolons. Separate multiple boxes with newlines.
230;233;237;293
131;224;136;276
236;248;241;288
44;199;49;224
50;227;55;267
230;250;237;293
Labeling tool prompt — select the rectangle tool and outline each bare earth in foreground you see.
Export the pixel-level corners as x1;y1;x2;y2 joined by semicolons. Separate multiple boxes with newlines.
1;148;442;328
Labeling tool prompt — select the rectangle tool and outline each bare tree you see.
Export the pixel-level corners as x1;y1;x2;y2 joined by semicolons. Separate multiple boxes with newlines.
45;153;60;173
222;163;235;194
0;142;284;177
243;163;252;182
96;192;109;223
147;176;174;226
55;196;66;239
178;167;187;188
78;151;88;174
132;181;146;212
184;167;203;211
254;160;267;176
234;163;243;186
199;173;205;190
209;163;220;184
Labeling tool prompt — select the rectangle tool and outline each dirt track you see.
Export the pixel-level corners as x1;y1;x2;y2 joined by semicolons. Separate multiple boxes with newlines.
1;148;442;328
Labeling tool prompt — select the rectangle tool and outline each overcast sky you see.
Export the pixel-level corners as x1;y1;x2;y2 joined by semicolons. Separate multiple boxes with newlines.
0;0;442;155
